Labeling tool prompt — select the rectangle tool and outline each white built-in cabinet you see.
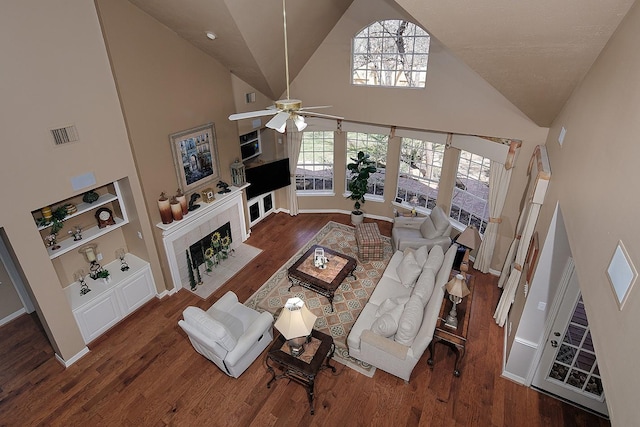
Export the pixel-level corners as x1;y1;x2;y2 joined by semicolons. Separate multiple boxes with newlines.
247;191;274;227
64;254;155;344
32;178;156;344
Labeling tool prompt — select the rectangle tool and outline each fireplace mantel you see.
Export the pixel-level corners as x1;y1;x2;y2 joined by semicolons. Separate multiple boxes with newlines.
157;184;249;291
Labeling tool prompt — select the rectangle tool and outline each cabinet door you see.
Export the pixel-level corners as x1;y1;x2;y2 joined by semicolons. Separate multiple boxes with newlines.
74;292;122;344
114;267;155;314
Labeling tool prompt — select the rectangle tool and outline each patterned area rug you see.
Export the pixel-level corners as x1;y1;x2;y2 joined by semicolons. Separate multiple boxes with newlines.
245;221;393;377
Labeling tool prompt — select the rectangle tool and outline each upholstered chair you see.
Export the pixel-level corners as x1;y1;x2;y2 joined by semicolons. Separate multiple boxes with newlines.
178;291;274;378
391;205;453;252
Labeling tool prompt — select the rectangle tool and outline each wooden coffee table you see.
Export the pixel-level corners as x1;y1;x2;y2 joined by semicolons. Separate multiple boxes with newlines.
427;271;475;377
287;245;357;311
266;329;336;415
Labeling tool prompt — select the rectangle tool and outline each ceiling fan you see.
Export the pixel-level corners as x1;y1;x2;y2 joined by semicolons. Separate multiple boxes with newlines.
228;0;342;133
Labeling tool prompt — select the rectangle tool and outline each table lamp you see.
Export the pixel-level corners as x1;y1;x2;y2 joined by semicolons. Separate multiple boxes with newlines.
444;274;470;329
79;243;102;280
274;297;317;357
455;226;481;272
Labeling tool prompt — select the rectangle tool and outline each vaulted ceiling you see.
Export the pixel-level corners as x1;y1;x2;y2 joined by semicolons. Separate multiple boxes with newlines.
127;0;635;127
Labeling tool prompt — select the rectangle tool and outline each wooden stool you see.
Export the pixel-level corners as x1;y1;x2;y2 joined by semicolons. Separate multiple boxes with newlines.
355;223;383;261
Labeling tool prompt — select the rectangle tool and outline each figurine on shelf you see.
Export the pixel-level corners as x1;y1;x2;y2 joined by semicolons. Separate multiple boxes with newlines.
217;180;231;194
68;225;83;241
44;233;60;250
188;193;201;211
116;248;129;271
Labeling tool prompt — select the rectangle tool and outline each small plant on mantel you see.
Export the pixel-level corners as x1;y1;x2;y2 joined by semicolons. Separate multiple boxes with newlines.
346;151;376;225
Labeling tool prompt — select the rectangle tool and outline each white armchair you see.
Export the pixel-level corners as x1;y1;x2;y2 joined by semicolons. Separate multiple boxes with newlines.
178;291;274;378
392;205;452;252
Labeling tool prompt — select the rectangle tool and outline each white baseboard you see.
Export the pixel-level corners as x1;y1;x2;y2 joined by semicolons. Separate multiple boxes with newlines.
0;307;26;327
55;346;90;368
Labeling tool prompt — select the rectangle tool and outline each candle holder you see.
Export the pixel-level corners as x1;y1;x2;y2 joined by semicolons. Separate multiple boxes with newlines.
79;243;102;280
116;248;129;271
74;269;91;296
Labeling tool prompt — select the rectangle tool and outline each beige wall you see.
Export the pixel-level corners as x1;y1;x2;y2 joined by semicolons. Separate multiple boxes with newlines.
535;2;640;424
0;0;158;361
96;0;245;290
289;0;549;270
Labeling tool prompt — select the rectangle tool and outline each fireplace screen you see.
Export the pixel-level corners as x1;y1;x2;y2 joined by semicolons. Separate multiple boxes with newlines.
189;222;232;268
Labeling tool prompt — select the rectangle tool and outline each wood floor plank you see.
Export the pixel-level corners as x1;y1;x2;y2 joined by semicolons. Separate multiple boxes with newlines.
0;213;609;426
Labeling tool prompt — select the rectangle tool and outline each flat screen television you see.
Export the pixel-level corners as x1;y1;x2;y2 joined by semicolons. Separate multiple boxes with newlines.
245;158;291;200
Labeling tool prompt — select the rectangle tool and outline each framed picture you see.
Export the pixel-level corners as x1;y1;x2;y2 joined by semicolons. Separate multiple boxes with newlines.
170;123;220;192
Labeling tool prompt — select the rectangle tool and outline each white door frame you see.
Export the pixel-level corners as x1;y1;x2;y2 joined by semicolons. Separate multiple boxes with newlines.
0;231;35;314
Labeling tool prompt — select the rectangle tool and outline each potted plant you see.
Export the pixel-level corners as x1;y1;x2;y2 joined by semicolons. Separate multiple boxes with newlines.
347;151;377;225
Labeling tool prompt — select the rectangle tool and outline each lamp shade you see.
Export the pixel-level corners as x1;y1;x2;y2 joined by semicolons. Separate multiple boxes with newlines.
274;297;317;340
456;226;481;250
445;274;470;299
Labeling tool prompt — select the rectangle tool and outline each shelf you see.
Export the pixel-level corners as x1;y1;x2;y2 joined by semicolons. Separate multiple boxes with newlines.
47;216;128;259
36;192;118;231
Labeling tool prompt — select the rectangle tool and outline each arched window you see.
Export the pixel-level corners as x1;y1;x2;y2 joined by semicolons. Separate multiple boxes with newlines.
352;20;430;88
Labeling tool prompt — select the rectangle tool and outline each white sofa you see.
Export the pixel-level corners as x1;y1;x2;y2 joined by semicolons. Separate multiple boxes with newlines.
347;243;457;381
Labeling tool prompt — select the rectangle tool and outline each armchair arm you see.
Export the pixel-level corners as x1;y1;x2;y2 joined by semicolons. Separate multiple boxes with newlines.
393;217;425;229
225;311;273;366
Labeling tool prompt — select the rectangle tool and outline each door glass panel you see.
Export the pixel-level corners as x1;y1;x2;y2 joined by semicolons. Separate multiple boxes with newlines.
546;296;604;398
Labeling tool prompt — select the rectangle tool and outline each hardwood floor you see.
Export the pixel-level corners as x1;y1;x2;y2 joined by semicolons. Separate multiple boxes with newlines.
0;213;609;426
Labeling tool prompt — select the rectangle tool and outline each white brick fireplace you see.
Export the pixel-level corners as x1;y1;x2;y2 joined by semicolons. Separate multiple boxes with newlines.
157;185;249;291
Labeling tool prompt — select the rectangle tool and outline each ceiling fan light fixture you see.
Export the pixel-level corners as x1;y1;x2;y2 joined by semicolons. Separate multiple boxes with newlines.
294;115;307;132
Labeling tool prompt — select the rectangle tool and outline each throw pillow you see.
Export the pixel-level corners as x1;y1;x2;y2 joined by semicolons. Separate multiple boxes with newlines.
431;206;451;234
412;269;436;305
376;298;398;317
404;245;429;267
419;216;438;239
395;295;424;346
396;251;422;288
424;245;445;273
183;306;237;351
371;304;404;337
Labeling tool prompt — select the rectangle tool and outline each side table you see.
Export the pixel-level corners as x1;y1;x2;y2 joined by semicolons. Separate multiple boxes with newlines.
266;329;336;415
427;272;475;376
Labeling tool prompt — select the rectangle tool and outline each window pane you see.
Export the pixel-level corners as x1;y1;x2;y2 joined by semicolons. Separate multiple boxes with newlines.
450;150;490;233
346;132;388;197
296;131;334;192
352;20;430;88
396;137;444;210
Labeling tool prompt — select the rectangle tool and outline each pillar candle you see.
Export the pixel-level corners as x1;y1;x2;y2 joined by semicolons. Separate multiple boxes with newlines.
170;198;183;221
176;192;188;215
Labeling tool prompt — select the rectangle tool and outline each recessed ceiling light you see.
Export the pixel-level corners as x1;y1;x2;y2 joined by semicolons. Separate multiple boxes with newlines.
205;31;216;40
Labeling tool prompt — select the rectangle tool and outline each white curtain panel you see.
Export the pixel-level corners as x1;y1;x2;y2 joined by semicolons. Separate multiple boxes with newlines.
494;202;541;327
475;161;512;273
286;125;303;216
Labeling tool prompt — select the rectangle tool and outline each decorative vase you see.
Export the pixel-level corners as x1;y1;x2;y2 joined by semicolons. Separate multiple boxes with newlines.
170;197;183;221
41;206;53;222
176;189;188;215
158;192;173;224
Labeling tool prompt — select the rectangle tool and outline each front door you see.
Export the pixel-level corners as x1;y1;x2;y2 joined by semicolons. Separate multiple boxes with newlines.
531;261;608;416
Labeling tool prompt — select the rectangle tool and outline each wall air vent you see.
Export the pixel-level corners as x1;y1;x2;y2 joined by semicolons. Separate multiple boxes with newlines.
50;125;79;146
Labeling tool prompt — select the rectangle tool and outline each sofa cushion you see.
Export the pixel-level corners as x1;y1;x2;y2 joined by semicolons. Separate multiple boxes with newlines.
395;295;425;346
396;251;422;287
208;307;245;341
371;304;404;337
431;206;451;235
183;306;237;351
412;269;436;305
419;216;438;239
403;245;429;267
424;245;445;273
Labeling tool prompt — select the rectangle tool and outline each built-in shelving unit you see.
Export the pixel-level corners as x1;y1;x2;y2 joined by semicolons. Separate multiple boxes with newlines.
32;181;129;259
247;191;274;227
240;130;261;161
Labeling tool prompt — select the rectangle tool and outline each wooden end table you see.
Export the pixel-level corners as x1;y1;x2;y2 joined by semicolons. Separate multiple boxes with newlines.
287;245;357;312
427;271;475;377
266;329;336;415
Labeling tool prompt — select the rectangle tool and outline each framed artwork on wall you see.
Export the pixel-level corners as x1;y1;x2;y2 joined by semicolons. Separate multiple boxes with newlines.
170;123;220;192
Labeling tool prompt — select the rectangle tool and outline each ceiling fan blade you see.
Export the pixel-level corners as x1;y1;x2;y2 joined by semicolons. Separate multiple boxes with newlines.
265;111;290;133
299;111;344;120
228;109;277;121
299;105;333;111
